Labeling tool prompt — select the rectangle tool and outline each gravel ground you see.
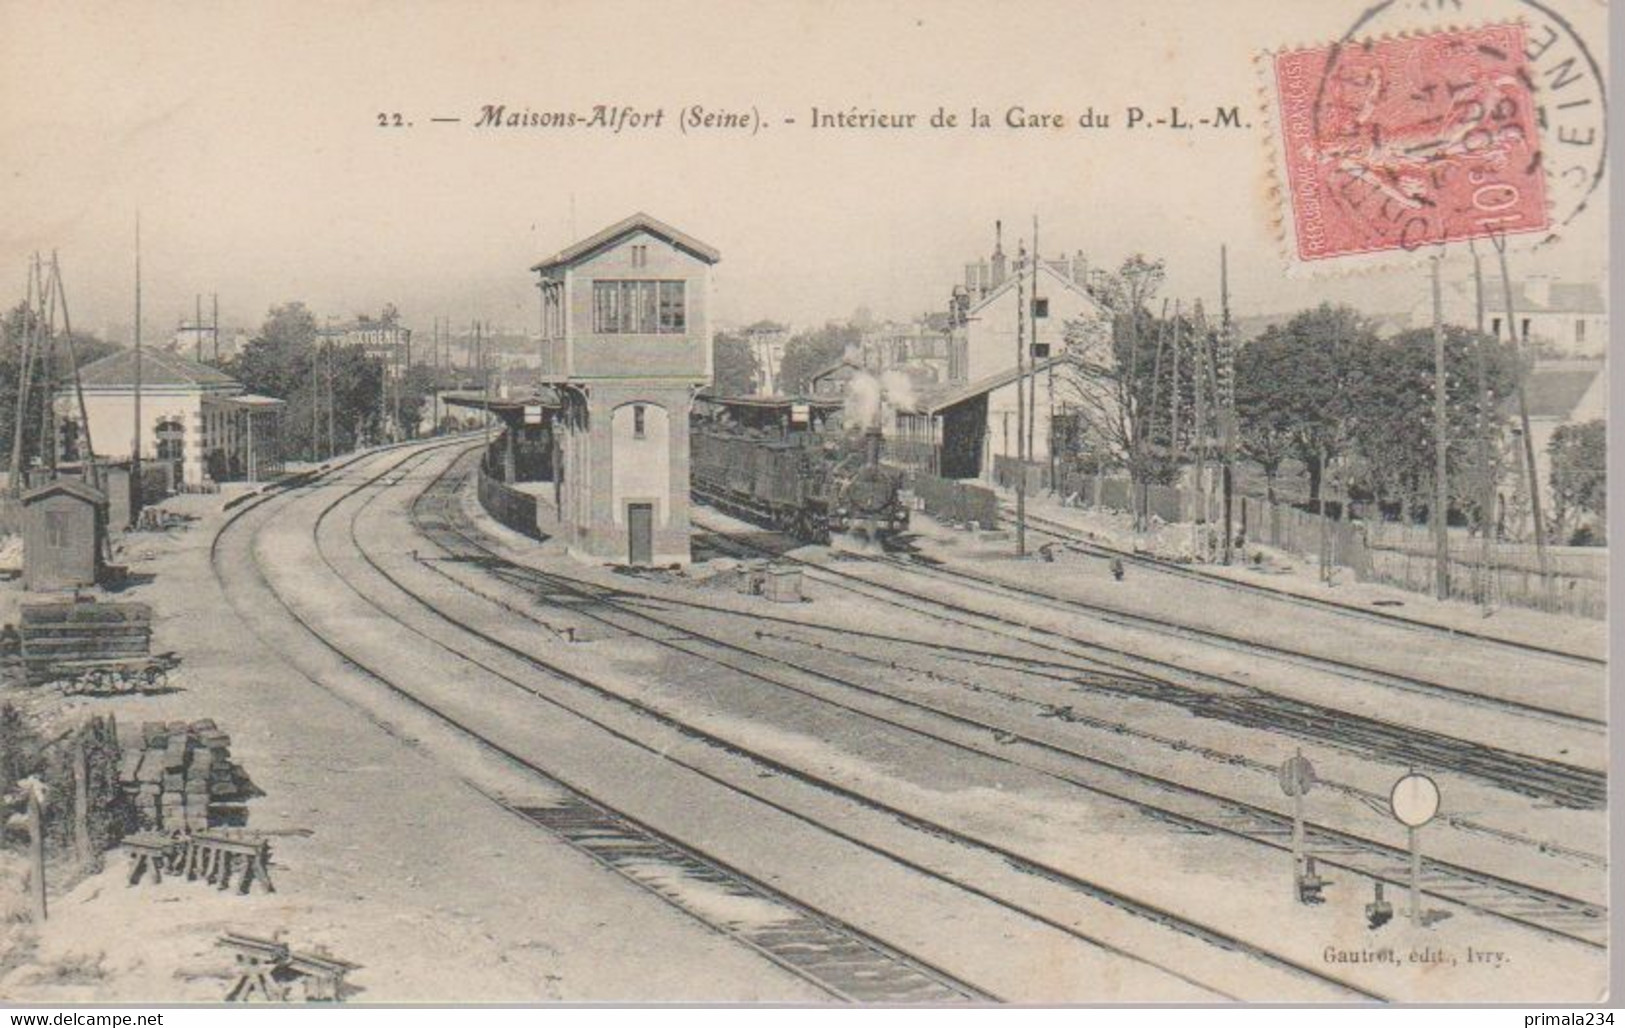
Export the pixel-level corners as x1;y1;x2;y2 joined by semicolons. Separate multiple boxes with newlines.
0;463;824;1005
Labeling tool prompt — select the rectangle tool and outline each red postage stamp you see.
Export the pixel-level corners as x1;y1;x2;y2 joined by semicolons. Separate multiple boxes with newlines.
1269;23;1550;264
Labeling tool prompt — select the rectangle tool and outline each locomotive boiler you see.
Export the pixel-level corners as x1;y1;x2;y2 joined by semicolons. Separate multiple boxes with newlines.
690;396;909;547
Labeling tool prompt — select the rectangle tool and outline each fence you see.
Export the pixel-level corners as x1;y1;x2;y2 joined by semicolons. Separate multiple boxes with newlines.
1359;520;1605;619
1238;496;1606;619
477;461;541;539
909;473;999;529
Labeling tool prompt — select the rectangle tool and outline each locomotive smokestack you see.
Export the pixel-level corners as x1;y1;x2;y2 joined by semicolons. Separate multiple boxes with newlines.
864;426;883;468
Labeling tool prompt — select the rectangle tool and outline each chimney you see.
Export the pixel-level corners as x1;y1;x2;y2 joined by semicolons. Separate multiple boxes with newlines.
1072;250;1088;286
991;220;1007;287
965;263;980;292
977;259;991;297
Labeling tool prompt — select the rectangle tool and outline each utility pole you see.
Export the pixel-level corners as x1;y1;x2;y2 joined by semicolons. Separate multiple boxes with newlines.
1219;244;1235;565
1170;299;1181;471
310;327;321;461
212;293;219;363
479;320;491;457
9;257;41;495
40;267;58;478
1028;217;1039;480
1430;256;1451;601
1192;303;1207;556
195;294;203;362
1470;241;1495;611
1015;241;1027;557
1493;235;1551;595
433;317;441;436
52;254;98;488
132;215;144;520
325;334;336;458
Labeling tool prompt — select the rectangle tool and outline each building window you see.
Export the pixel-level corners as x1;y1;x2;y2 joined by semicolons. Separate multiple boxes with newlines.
1520;317;1531;341
44;511;68;549
633;404;646;439
1491;316;1502;338
156;418;185;461
1032;297;1049;319
1576;319;1586;344
631;245;648;269
593;280;686;334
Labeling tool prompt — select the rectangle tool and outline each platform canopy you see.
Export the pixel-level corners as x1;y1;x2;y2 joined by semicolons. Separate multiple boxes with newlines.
441;388;564;414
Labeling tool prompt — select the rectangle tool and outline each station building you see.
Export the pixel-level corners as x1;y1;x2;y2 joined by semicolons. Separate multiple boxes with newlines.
531;213;720;565
56;349;285;489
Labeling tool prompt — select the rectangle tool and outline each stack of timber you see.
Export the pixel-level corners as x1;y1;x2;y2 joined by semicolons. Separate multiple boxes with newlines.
18;600;152;684
119;720;252;832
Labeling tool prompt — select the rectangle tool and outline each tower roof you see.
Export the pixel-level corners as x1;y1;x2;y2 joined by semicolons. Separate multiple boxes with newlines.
530;212;721;273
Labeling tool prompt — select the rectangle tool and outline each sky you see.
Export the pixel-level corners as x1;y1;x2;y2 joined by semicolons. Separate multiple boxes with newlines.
0;0;1608;342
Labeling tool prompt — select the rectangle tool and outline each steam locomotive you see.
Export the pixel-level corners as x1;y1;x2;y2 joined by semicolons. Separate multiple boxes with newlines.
690;397;910;547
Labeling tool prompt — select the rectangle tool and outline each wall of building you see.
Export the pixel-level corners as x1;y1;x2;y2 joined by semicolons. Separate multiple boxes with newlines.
985;374;1059;474
61;389;211;486
964;265;1108;384
559;382;694;565
609;401;672;528
562;230;712;381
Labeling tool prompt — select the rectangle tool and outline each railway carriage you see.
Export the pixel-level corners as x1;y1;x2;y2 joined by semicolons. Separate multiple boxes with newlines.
691;395;909;546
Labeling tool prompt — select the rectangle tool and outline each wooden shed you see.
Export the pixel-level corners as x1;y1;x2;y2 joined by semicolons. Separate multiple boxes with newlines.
21;479;107;592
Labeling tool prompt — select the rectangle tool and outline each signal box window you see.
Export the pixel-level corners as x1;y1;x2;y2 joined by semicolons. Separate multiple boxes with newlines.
593;280;685;334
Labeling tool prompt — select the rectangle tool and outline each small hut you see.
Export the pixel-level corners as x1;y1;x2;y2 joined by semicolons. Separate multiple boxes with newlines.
21;479;107;592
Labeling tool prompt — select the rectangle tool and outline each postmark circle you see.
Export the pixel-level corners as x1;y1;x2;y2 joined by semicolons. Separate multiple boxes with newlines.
1323;0;1606;246
1390;773;1441;828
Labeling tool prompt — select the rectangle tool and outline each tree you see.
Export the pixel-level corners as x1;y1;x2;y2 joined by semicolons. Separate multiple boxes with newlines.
711;331;760;395
779;322;861;394
1236;305;1376;507
228;303;388;459
1233;330;1298;503
1054;255;1178;528
1343;326;1519;525
1549;419;1605;543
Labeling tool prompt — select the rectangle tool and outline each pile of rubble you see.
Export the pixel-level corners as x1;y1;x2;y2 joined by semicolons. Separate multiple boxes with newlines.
119;719;253;832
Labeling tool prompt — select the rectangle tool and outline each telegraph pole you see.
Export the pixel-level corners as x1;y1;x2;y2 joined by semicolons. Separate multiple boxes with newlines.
1430;256;1451;600
52;255;98;484
1470;241;1495;610
1219;245;1235;565
211;293;219;363
195;294;203;362
132;215;144;519
479;320;491;456
310;326;320;461
1492;235;1551;594
1028;217;1039;475
1015;242;1027;557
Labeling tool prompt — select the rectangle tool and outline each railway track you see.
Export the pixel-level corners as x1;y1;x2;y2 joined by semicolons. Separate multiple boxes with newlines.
334;446;1398;1000
867;548;1601;731
693;513;1605;812
395;449;1605;954
211;443;994;1005
1009;506;1604;671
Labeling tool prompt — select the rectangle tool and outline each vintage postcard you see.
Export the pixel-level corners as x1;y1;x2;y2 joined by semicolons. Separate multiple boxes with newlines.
0;0;1610;1009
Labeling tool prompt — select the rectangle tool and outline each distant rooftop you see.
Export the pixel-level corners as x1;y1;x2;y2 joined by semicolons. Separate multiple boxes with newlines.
1519;361;1605;419
75;348;238;390
1452;278;1605;315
